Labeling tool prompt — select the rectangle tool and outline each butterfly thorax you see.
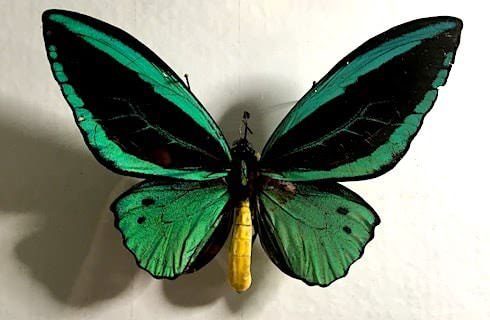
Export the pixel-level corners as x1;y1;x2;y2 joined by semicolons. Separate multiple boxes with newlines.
228;137;259;203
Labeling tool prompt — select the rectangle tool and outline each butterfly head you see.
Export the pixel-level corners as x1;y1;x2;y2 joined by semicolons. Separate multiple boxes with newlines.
232;111;256;159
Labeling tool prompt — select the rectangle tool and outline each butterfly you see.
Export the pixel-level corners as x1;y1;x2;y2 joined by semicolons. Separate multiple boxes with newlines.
42;9;462;292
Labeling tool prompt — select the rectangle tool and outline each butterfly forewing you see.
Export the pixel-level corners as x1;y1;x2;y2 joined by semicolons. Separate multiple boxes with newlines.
42;10;231;180
260;17;462;181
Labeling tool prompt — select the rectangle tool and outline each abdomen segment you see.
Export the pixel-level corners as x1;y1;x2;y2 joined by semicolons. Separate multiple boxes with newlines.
228;199;252;292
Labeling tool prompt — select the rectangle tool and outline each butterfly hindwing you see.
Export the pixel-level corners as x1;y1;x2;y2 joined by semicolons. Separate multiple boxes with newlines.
260;17;462;181
256;180;379;286
111;179;230;278
42;10;231;180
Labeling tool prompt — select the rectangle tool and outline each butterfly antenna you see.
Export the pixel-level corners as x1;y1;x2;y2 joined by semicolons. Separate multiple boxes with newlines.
184;74;191;91
241;111;253;140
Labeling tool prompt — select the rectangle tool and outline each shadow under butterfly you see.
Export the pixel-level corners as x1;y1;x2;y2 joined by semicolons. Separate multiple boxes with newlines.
41;9;463;293
0;97;136;307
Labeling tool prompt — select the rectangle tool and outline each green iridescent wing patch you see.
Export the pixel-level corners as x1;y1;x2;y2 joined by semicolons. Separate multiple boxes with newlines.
42;10;231;180
260;17;462;181
111;179;230;278
256;180;379;286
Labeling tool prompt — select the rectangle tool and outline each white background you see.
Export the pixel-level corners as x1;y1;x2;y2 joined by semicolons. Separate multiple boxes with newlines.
1;1;489;319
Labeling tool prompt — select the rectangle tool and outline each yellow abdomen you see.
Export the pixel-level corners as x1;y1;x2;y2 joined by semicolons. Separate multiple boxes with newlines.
228;199;252;292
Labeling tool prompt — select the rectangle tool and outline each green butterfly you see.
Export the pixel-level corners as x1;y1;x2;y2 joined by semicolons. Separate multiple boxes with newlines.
42;9;462;290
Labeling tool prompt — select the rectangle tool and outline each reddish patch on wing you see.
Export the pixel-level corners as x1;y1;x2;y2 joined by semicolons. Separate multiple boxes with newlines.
151;147;172;167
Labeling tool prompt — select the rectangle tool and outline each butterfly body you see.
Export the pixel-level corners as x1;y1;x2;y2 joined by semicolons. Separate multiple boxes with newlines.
42;10;462;291
226;121;261;292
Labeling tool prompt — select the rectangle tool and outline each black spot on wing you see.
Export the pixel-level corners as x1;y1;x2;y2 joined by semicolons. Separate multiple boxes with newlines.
142;198;155;206
337;207;349;215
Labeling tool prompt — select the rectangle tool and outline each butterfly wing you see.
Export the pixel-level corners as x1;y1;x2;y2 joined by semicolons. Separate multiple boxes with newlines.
42;10;231;180
260;17;462;181
111;179;231;278
256;180;379;286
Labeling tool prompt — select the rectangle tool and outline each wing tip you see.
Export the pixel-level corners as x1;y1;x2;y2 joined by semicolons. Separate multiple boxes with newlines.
42;9;95;26
407;16;463;35
428;16;463;28
42;9;68;23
